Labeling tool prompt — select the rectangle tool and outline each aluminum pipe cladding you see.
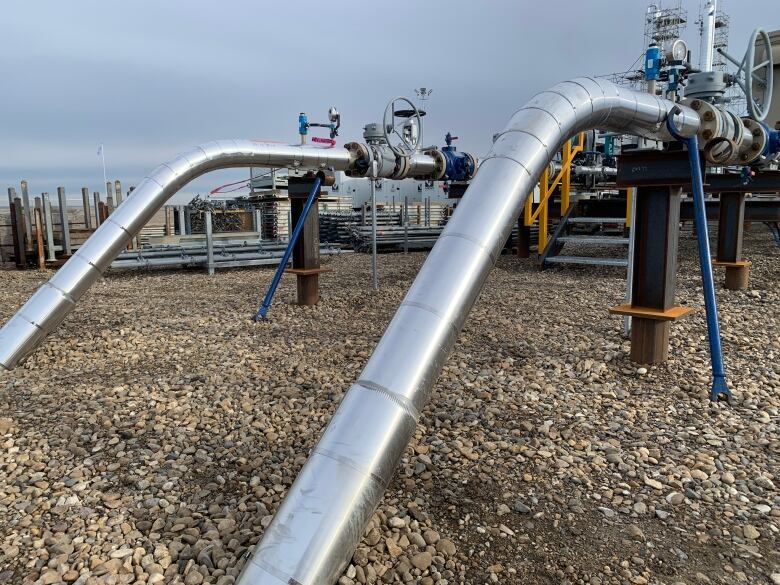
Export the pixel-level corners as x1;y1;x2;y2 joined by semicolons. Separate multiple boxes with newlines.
0;141;353;371
234;78;700;585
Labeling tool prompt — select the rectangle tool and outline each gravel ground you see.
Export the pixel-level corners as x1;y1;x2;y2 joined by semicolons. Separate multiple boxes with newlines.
0;227;778;585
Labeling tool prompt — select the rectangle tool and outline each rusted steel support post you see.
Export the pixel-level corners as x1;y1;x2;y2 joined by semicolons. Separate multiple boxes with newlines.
57;187;72;256
93;192;102;228
34;207;45;270
611;151;696;364
287;174;332;306
10;198;26;269
20;180;33;247
516;217;530;258
81;187;92;229
42;193;56;261
612;187;692;363
714;192;750;290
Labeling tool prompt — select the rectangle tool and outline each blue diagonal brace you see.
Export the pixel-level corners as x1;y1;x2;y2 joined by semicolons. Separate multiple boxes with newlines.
666;108;731;402
254;175;323;320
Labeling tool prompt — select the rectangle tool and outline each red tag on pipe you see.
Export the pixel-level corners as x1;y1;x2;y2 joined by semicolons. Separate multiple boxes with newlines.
311;137;336;146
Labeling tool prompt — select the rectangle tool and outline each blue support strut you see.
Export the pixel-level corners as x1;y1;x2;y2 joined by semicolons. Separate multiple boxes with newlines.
666;107;731;402
254;175;323;320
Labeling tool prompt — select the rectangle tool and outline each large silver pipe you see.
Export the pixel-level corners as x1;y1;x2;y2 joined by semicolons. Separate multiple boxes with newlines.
0;141;353;371
235;78;699;585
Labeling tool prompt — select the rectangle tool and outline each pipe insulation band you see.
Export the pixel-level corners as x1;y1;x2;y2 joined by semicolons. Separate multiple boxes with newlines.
232;78;701;585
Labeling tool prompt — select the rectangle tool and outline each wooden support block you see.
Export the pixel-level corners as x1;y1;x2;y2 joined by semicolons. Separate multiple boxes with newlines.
296;274;320;306
712;259;752;268
45;258;69;268
724;266;750;290
609;303;693;321
713;259;751;291
631;318;670;364
285;267;331;276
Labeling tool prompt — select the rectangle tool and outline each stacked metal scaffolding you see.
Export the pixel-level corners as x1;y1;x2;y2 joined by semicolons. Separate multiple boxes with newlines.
712;8;730;71
645;2;687;47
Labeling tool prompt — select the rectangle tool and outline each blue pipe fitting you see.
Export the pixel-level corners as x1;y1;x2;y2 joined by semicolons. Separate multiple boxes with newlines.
666;107;731;402
298;113;308;137
764;124;780;158
441;148;475;182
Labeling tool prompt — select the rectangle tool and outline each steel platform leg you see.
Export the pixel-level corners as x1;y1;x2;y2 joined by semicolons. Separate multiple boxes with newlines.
714;192;750;290
610;186;692;364
517;218;530;258
289;178;324;306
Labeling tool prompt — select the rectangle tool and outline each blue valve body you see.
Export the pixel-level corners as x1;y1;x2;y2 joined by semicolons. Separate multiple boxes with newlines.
765;125;780;157
441;146;475;182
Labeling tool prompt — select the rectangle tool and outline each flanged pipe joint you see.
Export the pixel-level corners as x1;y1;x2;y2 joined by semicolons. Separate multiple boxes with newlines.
344;124;475;182
685;98;769;165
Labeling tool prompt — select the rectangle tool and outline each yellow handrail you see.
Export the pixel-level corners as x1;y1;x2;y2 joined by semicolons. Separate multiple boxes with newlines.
523;132;585;252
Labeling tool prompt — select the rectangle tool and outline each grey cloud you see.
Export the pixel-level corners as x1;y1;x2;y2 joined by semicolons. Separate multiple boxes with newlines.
1;0;776;203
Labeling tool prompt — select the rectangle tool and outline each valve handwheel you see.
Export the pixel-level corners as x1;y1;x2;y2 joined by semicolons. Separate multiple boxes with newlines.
718;28;774;122
382;97;424;157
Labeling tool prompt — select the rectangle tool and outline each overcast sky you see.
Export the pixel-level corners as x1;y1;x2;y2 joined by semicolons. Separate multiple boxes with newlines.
1;0;777;204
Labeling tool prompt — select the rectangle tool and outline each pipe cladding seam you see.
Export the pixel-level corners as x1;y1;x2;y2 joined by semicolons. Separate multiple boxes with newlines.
353;379;421;421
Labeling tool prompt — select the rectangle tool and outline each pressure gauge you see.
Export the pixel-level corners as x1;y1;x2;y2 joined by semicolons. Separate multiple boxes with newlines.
665;39;688;62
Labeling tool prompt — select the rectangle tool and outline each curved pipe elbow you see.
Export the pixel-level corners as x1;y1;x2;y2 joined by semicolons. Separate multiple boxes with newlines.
0;140;354;371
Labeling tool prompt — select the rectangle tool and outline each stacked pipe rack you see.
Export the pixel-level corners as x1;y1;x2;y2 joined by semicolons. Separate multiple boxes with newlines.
4;180;134;270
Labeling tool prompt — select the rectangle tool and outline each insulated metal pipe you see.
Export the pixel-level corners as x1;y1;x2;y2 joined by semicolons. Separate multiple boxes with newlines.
234;78;700;585
0;141;353;371
573;165;618;176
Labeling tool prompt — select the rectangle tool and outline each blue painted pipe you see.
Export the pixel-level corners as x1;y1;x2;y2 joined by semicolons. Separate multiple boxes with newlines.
255;175;323;320
666;108;731;402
